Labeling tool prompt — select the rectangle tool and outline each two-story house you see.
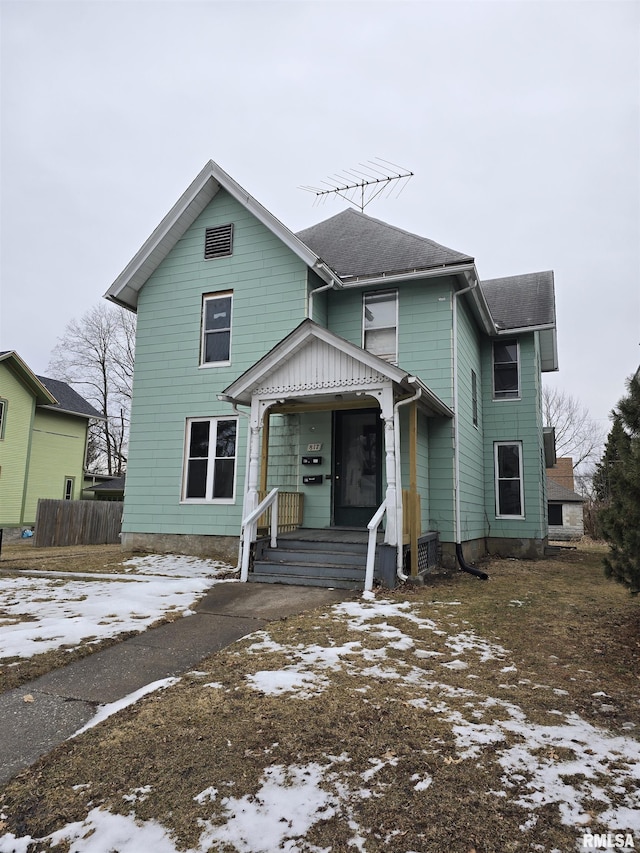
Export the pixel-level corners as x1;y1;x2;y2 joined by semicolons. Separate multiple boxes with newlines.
105;161;558;588
0;351;103;533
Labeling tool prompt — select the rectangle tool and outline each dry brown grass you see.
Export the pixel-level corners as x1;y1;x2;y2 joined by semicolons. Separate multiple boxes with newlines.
0;544;176;693
1;545;638;853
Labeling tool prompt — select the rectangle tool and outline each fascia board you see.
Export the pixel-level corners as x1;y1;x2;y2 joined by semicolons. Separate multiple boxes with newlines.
1;352;58;405
105;161;336;311
39;405;107;421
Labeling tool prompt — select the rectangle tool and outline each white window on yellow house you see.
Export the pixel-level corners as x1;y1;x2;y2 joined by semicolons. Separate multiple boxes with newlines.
64;477;75;500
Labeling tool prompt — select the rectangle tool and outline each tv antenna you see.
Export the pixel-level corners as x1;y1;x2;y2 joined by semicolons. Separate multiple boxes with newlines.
300;158;413;212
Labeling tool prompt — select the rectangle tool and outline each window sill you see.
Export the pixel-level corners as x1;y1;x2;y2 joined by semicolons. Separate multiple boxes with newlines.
495;514;525;521
492;396;522;402
199;361;231;369
180;498;236;505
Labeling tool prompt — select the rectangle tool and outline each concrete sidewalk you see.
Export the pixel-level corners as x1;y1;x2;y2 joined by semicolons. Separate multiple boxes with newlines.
0;582;355;786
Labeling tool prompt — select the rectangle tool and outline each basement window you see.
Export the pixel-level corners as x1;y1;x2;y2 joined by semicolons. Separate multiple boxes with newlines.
204;224;234;259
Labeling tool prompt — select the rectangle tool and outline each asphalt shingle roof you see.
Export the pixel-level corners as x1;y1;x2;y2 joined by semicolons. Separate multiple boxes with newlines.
36;376;103;419
296;208;473;280
481;271;556;331
547;479;584;503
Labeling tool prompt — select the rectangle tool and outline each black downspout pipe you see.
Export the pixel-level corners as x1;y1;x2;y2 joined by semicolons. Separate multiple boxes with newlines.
456;543;489;581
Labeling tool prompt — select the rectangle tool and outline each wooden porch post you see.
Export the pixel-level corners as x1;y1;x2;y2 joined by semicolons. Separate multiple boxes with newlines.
380;387;397;547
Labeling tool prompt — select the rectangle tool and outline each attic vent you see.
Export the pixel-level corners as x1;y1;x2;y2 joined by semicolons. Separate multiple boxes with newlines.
204;224;233;259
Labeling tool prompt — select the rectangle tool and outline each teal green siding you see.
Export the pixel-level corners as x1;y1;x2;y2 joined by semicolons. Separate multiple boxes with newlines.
455;297;485;541
481;332;547;541
122;190;310;536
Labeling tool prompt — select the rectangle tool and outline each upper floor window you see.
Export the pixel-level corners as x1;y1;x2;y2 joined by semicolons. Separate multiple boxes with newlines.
0;399;6;439
363;290;398;364
493;338;520;399
183;417;238;502
495;441;524;517
471;370;479;428
204;224;233;259
201;292;232;365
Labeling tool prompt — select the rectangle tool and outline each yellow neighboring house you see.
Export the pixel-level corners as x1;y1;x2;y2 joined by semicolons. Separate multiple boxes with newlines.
0;351;104;532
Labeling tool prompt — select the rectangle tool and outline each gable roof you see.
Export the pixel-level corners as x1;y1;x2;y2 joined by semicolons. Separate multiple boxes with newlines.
0;351;58;405
105;161;339;311
36;376;103;420
103;160;557;368
222;319;453;418
482;271;558;372
547;479;584;503
296;208;473;281
482;271;556;331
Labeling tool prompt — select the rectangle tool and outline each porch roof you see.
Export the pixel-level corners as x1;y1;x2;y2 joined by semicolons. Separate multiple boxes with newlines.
220;320;453;418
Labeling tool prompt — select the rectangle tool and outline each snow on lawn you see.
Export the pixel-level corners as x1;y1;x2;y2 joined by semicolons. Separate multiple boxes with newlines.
1;595;638;853
0;555;234;660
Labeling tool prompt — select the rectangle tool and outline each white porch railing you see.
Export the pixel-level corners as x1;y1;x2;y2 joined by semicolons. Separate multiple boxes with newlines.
364;499;387;594
240;488;279;583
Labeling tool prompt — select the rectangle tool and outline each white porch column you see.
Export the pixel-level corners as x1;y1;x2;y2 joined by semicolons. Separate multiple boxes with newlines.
380;386;397;547
245;397;265;539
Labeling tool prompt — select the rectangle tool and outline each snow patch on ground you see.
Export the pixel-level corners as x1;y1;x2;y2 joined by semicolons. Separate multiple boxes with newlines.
0;555;233;660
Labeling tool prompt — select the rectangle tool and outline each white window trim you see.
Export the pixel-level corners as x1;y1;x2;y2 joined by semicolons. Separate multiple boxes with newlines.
362;289;399;365
63;476;75;501
0;398;6;440
181;416;238;504
200;291;233;367
492;338;521;401
471;369;479;429
494;441;525;519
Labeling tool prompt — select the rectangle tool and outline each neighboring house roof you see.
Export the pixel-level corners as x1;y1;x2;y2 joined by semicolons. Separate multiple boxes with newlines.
36;376;104;420
547;479;584;503
0;351;57;405
295;208;473;281
84;476;125;494
1;351;102;419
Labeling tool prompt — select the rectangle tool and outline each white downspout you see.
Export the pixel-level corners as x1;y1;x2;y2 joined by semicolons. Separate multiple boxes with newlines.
307;264;342;319
452;279;477;546
393;379;422;582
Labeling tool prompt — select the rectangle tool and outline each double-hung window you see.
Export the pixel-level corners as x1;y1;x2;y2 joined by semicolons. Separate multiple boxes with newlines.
363;290;398;364
0;399;6;439
201;292;232;365
183;417;238;501
495;442;524;517
493;339;519;399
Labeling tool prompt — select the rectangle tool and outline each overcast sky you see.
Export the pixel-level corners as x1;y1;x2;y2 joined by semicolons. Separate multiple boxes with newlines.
1;0;638;437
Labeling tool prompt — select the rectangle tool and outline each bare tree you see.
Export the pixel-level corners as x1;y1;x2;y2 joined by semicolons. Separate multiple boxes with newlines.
48;303;136;476
543;386;606;475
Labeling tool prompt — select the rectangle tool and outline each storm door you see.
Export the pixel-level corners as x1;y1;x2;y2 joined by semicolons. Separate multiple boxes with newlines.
332;408;382;527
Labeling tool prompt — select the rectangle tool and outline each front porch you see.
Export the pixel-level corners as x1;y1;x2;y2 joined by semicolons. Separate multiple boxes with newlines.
221;321;453;590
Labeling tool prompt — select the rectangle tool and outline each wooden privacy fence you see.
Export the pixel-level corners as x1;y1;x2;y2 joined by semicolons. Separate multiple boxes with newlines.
34;499;123;547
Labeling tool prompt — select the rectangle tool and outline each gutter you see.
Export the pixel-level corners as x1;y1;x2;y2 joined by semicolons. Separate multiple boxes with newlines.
452;280;489;581
307;263;344;319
